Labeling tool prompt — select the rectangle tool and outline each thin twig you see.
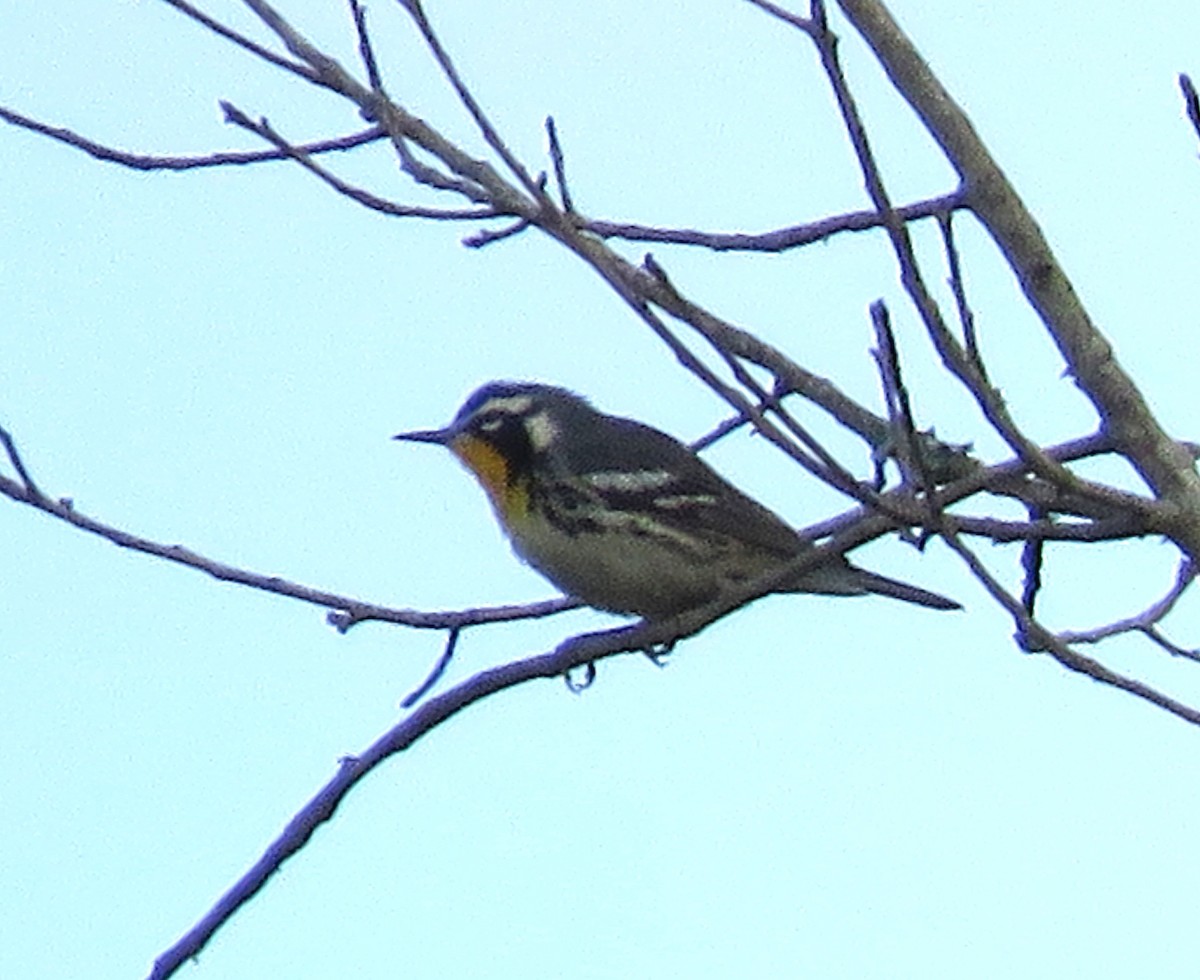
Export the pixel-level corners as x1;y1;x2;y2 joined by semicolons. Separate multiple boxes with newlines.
401;627;462;707
937;209;985;376
0;426;44;499
742;0;817;33
545;116;575;213
397;0;547;202
387;127;492;202
1019;503;1046;614
870;301;935;496
688;393;796;453
348;0;384;92
632;259;836;487
1143;627;1200;664
160;0;316;79
1180;74;1200;149
463;218;531;248
0;104;384;171
943;513;1145;543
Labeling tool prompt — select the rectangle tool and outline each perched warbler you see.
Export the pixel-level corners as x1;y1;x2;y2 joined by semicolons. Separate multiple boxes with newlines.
394;381;960;619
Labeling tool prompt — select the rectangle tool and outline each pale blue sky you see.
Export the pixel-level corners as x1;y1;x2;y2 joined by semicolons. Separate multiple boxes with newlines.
4;2;1200;978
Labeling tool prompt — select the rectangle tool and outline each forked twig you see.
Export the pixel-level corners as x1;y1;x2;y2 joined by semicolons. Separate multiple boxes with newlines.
1180;74;1200;148
1058;561;1196;652
220;102;496;220
0;425;44;499
941;534;1200;726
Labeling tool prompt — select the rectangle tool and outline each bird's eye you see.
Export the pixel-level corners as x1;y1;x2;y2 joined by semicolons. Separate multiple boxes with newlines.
478;415;504;433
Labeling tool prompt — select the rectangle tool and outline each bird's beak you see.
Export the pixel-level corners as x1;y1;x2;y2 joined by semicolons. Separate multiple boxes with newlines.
392;425;455;445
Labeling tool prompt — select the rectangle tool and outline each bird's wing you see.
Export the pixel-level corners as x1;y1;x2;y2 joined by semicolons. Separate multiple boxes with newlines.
565;416;806;558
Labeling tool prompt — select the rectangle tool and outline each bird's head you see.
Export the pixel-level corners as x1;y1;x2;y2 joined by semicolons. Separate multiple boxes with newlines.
393;381;588;512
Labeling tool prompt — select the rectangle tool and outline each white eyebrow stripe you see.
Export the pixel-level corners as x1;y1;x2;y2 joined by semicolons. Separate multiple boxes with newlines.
524;410;559;451
475;395;533;416
583;469;677;492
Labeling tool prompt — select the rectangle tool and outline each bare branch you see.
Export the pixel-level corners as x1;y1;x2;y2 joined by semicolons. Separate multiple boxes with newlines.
743;0;817;34
0;425;45;500
937;209;985;375
1180;73;1200;149
807;8;1173;530
160;0;315;79
545;116;575;213
1019;504;1046;613
802;431;1126;543
1058;561;1196;648
230;0;529;215
582;191;965;252
943;513;1147;543
837;0;1200;558
0;466;575;631
347;0;384;92
147;525;944;976
463;217;532;248
146;617;652;979
941;532;1200;727
396;0;547;202
401;626;462;707
0;104;385;171
220;102;496;220
870;301;932;495
807;13;1072;484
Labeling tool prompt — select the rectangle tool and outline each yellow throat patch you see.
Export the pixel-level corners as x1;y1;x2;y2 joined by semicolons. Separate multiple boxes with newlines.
449;434;530;519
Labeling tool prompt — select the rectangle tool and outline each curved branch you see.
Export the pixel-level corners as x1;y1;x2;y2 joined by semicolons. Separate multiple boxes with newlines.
146;528;937;977
147;616;659;979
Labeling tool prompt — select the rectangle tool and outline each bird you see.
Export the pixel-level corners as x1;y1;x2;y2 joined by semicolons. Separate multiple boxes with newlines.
393;381;960;619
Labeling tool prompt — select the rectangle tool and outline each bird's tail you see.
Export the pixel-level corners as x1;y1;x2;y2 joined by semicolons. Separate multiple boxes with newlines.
791;559;961;611
851;567;961;610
